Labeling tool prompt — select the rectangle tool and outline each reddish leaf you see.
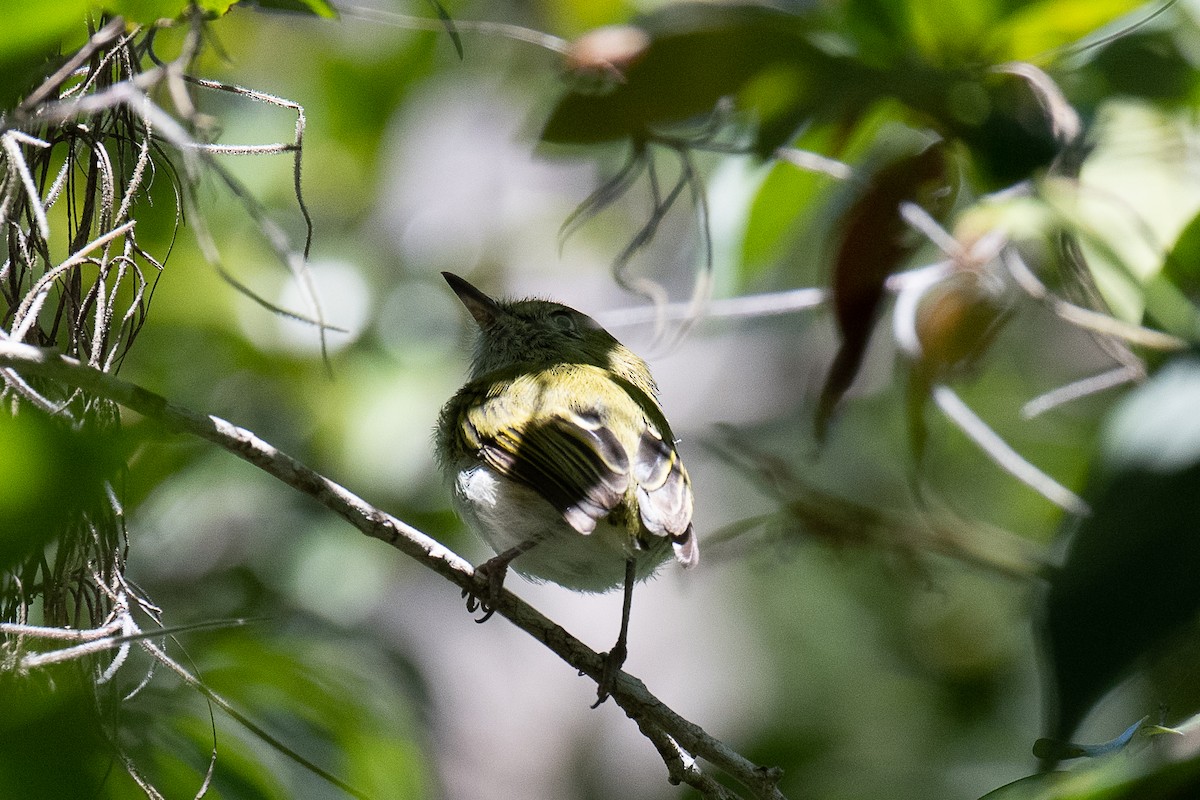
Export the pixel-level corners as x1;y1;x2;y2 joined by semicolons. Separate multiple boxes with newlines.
816;142;953;440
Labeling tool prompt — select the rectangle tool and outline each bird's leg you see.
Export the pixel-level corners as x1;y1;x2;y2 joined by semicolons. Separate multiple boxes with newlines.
463;538;541;623
592;557;637;707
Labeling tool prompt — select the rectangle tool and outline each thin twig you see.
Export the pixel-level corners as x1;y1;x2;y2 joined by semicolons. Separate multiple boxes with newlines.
932;384;1089;515
335;3;571;54
1002;248;1186;351
774;147;854;181
1022;364;1144;419
598;287;826;328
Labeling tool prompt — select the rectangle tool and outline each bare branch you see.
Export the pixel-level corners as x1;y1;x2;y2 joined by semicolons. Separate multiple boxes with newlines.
932;384;1090;516
598;287;826;329
0;341;787;800
774;147;854;181
1002;248;1186;351
336;3;571;54
1022;364;1144;419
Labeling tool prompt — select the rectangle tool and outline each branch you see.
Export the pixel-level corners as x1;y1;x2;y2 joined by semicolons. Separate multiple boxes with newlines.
0;342;786;800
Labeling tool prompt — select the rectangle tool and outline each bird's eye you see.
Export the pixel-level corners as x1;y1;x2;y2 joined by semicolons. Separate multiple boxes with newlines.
550;309;580;336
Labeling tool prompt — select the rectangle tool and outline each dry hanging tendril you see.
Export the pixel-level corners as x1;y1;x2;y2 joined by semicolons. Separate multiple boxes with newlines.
0;8;316;681
0;15;181;635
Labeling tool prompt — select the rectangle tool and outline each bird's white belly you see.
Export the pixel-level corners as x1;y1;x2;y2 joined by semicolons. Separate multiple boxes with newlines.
452;464;669;593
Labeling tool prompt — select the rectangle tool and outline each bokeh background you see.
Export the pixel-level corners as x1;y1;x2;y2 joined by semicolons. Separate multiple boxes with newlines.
7;1;1200;798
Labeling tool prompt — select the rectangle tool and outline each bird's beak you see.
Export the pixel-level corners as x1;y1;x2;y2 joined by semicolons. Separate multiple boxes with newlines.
443;272;503;329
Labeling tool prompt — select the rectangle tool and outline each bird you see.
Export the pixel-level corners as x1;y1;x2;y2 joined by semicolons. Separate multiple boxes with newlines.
435;272;698;704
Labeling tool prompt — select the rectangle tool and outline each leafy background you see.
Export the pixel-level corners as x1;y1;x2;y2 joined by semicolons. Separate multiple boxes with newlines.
4;0;1200;798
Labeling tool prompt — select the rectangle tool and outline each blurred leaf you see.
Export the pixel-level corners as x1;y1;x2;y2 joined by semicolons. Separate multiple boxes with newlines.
175;712;290;799
102;0;208;22
816;139;954;440
1143;212;1200;343
1042;356;1200;743
838;0;914;66
932;70;1061;189
1086;30;1199;105
0;0;90;57
0;673;113;799
196;0;241;16
102;618;428;797
739;126;843;281
0;409;124;570
820;13;1069;188
738;103;906;285
978;769;1079;799
1142;274;1200;345
907;0;1003;64
122;426;207;511
1164;209;1200;298
231;0;338;18
100;0;240;17
542;3;869;155
544;1;1077;186
981;722;1200;798
120;690;291;799
0;0;91;110
424;0;462;59
993;0;1145;62
194;628;430;798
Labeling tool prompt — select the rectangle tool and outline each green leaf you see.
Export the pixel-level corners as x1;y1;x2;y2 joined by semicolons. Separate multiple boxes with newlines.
231;0;338;18
1087;30;1200;106
992;0;1145;61
0;409;124;570
1041;356;1200;744
739;160;816;281
196;0;241;16
907;0;1004;63
101;0;197;23
980;719;1200;798
0;674;114;799
1164;209;1200;298
738;104;906;284
191;629;430;798
739;128;837;280
927;69;1061;190
425;0;462;59
542;4;859;153
978;770;1075;799
1146;210;1200;342
838;0;914;66
0;0;91;58
0;0;91;109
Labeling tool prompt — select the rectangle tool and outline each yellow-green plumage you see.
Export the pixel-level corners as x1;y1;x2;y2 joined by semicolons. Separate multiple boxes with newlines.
436;273;697;593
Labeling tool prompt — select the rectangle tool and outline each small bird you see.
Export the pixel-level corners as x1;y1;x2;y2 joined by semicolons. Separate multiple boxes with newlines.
435;272;698;704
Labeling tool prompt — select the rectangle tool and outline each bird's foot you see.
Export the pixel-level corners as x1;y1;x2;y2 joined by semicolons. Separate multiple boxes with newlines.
463;557;508;623
590;639;628;708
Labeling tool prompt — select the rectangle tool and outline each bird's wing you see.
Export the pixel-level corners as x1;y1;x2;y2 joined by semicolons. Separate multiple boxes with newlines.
464;402;631;536
633;425;698;567
454;369;698;566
